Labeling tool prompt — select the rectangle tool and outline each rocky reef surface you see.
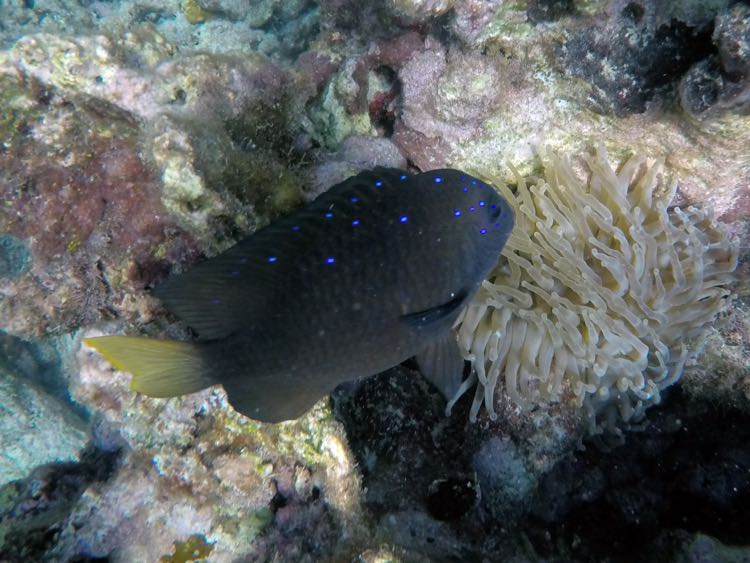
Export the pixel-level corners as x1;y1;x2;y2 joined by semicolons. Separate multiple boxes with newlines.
1;0;749;561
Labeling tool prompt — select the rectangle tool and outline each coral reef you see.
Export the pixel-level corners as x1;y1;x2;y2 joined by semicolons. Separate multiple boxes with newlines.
20;332;368;561
454;148;738;434
0;447;120;560
562;1;718;116
524;388;750;561
333;363;583;558
0;368;88;486
305;134;406;198
0;0;320;60
1;0;748;560
680;3;750;115
0;235;29;280
397;42;506;158
0;29;300;339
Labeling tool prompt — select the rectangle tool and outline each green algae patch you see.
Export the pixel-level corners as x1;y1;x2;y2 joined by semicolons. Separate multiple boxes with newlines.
246;506;274;540
0;74;46;151
66;238;81;254
160;534;214;562
183;0;209;24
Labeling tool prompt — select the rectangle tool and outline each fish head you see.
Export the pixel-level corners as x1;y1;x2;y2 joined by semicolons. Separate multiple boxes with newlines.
414;169;515;280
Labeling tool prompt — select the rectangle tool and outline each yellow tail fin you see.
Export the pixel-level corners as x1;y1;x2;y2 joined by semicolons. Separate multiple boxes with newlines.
83;336;212;398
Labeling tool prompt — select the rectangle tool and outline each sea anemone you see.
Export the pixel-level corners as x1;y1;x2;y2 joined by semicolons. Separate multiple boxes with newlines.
451;147;738;434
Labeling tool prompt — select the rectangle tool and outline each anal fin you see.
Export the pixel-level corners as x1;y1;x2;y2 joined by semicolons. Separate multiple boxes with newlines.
221;374;328;423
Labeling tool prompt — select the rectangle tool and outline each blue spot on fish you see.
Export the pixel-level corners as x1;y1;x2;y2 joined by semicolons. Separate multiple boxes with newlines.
480;228;487;235
325;212;333;219
400;174;407;180
434;176;443;184
375;180;383;187
454;210;461;217
292;225;300;231
268;256;278;263
463;187;469;193
471;179;477;185
231;271;240;276
469;206;475;212
400;215;408;223
479;201;486;207
351;197;359;203
326;257;336;264
352;219;360;227
212;298;221;305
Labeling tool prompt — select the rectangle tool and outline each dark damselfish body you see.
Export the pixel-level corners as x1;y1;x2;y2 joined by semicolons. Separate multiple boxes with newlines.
85;167;514;422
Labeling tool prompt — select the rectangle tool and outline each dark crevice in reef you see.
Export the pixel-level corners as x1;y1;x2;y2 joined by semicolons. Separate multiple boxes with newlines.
0;446;122;562
524;388;750;562
527;0;577;24
0;331;90;421
561;3;719;116
571;0;750;118
333;365;482;519
368;65;401;138
335;364;750;560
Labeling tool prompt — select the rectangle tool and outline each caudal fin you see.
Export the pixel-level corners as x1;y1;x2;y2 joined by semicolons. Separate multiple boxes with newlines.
83;336;213;398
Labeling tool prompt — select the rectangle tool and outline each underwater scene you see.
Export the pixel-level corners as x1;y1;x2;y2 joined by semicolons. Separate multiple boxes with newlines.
1;0;749;561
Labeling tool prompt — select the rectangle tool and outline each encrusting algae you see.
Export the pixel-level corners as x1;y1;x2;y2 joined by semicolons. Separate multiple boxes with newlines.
453;147;738;435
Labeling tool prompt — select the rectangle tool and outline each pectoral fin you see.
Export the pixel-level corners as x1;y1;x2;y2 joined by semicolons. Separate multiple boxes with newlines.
401;289;468;329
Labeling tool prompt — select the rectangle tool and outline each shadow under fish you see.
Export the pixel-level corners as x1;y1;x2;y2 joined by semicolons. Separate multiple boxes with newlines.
84;167;514;422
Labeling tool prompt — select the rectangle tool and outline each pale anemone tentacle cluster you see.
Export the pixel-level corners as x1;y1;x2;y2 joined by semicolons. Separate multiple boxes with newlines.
451;147;738;434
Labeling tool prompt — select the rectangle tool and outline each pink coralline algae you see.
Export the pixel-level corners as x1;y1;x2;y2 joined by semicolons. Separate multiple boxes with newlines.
451;0;506;45
294;50;341;98
393;40;511;168
0;75;198;337
348;31;425;115
0;33;297;338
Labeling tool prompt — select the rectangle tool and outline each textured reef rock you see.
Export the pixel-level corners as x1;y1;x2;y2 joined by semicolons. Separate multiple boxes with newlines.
395;40;510;169
0;0;320;59
305;134;406;198
0;29;300;339
0;446;120;560
561;2;718;116
524;388;750;561
1;0;749;561
0;367;88;486
64;336;366;561
333;364;584;559
680;3;750;115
